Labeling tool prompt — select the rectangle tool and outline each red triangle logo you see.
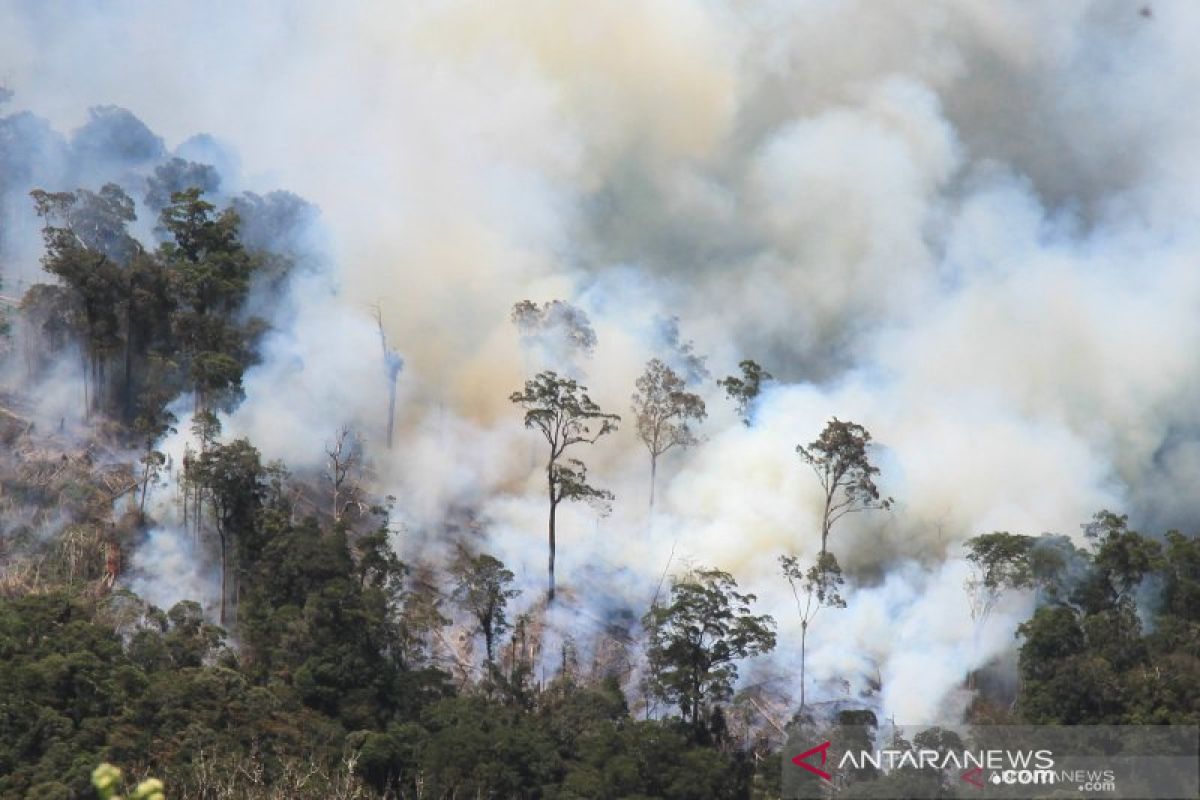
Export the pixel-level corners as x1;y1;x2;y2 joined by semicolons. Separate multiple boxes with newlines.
791;740;833;781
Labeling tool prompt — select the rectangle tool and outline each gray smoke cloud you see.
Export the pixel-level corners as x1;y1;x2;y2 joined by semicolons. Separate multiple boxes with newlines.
2;0;1197;723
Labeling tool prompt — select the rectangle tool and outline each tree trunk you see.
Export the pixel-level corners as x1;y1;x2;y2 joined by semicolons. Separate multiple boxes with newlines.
800;620;808;708
81;350;90;420
649;453;658;509
547;470;557;604
820;495;833;559
386;375;398;449
219;530;227;625
123;288;133;421
139;459;150;517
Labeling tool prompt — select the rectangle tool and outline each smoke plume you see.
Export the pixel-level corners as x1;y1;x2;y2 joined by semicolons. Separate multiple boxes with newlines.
3;0;1197;724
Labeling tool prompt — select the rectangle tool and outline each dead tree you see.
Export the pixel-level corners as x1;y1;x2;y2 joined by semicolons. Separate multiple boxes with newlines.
374;305;404;449
326;425;363;523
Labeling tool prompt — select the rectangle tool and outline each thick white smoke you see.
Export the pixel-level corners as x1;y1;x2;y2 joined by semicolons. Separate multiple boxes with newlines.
3;0;1198;724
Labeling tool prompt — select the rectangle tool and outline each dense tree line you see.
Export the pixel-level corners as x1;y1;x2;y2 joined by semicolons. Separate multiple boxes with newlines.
24;185;267;427
0;435;772;798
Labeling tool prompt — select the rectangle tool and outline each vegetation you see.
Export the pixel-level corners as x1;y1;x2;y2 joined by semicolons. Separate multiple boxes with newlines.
779;552;845;709
631;358;706;508
3;169;1198;800
795;417;893;560
717;359;772;426
643;569;776;739
509;370;619;603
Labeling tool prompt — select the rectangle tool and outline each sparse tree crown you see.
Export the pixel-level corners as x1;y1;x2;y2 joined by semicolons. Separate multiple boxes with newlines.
798;417;893;556
632;358;706;506
717;359;772;425
510;370;619;601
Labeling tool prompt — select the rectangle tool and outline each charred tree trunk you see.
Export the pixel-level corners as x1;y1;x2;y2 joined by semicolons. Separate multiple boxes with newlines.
123;288;133;422
139;459;150;518
218;529;227;625
386;375;398;449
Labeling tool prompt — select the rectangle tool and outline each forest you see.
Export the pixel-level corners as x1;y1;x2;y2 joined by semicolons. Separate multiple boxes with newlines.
3;3;1200;799
1;173;1196;798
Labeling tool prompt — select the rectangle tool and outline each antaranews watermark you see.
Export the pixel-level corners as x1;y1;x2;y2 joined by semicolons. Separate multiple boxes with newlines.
782;723;1198;799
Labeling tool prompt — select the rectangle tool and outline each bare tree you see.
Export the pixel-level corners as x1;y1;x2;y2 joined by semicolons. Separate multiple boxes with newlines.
374;305;404;449
325;425;363;523
510;370;619;602
797;417;893;559
631;358;706;507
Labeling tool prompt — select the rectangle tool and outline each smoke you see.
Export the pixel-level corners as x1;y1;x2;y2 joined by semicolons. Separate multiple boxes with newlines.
126;526;219;619
3;0;1199;724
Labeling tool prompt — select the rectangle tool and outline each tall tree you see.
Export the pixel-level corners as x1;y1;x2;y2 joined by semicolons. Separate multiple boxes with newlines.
717;359;772;426
631;358;706;507
325;425;363;523
797;417;893;559
779;552;846;708
643;568;776;738
374;306;404;449
451;551;520;665
963;531;1037;689
963;532;1036;623
510;371;619;602
30;185;138;416
191;436;265;624
157;188;257;413
132;355;178;517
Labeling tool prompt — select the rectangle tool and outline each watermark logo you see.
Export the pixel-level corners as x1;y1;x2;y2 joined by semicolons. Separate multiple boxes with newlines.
782;724;1197;799
791;740;832;781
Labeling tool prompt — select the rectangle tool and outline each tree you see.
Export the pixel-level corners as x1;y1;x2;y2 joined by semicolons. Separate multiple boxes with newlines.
451;551;520;665
374;306;404;449
510;371;619;602
643;568;776;738
963;532;1036;622
961;532;1036;689
797;417;893;559
511;299;597;358
191;437;265;624
780;552;845;708
631;358;706;507
717;359;772;426
157;188;257;413
30;185;138;416
1077;511;1164;612
132;355;178;517
325;425;363;523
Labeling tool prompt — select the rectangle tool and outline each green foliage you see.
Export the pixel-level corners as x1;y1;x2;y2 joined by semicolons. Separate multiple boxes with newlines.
797;417;893;557
717;358;772;426
632;357;706;505
510;370;620;601
1013;517;1200;725
450;551;519;664
779;551;846;708
26;183;272;425
644;568;776;738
